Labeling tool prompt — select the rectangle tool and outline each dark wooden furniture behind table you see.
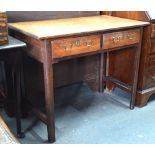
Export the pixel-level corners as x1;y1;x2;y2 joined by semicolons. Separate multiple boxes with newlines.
101;11;155;107
0;36;26;138
9;15;148;143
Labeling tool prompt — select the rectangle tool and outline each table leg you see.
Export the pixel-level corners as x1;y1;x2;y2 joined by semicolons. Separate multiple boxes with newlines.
15;63;25;138
130;28;143;110
43;40;55;143
43;62;55;143
99;53;104;92
14;51;25;138
100;52;107;92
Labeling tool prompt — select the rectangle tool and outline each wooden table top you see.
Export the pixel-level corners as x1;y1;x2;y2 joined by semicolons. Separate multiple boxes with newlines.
9;15;149;39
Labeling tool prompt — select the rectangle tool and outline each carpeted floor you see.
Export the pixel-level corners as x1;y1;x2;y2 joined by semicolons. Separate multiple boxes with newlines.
1;83;155;144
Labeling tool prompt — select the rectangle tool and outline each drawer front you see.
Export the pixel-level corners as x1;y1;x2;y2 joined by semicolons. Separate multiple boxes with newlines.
51;35;101;59
103;29;140;49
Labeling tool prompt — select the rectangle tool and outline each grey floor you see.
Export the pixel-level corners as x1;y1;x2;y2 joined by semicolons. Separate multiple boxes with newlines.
1;83;155;144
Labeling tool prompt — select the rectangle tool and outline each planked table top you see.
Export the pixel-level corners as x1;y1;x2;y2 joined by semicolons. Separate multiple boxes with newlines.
9;15;149;39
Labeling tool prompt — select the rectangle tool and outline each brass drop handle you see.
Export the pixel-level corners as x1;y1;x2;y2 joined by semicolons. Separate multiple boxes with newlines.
87;43;92;47
60;43;69;51
74;41;80;47
127;34;134;40
112;36;121;42
84;40;93;47
60;44;66;50
68;43;73;49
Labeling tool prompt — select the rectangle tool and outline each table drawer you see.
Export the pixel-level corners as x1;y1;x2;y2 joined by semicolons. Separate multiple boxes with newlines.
103;29;140;49
51;35;101;59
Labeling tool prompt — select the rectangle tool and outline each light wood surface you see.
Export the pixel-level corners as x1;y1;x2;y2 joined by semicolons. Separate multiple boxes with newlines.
0;117;19;144
9;15;149;39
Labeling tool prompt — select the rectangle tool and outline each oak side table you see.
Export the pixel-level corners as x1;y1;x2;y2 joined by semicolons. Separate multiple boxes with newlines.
9;15;148;143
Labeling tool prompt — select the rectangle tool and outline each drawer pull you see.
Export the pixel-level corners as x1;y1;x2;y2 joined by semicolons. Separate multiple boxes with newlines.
152;76;155;81
112;34;134;43
60;43;68;51
112;36;121;42
127;34;134;40
75;41;80;47
69;43;73;48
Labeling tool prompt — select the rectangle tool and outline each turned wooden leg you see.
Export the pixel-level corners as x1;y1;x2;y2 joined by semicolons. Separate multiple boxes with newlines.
43;40;55;143
130;28;143;110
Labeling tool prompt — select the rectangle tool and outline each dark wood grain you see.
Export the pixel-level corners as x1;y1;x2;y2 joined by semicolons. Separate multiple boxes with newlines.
13;30;43;63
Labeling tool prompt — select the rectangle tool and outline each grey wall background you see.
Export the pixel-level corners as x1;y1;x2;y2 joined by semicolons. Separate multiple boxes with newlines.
7;11;100;22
